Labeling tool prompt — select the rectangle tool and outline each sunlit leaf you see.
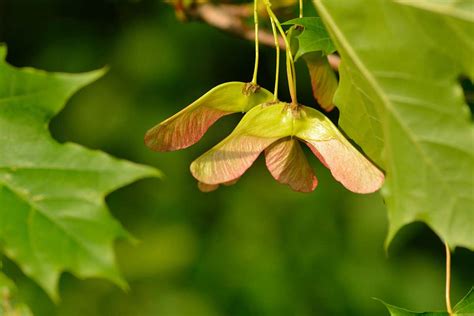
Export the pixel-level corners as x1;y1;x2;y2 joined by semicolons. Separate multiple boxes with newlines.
379;287;474;315
314;0;474;250
380;301;448;316
0;45;160;300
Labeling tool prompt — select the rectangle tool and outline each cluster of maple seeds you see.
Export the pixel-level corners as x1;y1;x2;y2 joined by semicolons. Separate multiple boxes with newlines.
144;0;384;194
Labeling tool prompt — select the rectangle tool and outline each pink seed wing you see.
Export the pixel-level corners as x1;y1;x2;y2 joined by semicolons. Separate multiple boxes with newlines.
145;105;231;152
191;103;293;185
191;135;278;185
197;178;240;193
305;139;384;193
304;53;338;112
145;82;273;152
265;137;317;192
197;182;220;192
295;105;384;193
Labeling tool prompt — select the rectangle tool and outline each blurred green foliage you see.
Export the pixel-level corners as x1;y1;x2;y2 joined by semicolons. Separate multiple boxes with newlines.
0;0;472;315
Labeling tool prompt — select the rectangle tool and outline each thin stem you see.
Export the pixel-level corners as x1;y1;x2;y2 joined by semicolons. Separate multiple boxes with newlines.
287;27;298;102
299;0;303;18
251;0;259;84
270;15;280;101
286;51;296;104
265;1;297;105
445;242;453;315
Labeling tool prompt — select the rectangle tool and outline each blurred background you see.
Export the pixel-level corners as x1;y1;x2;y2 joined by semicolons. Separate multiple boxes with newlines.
0;0;473;315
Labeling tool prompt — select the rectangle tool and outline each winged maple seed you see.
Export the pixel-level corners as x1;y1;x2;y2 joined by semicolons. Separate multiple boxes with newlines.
145;84;384;193
144;82;273;151
191;102;384;193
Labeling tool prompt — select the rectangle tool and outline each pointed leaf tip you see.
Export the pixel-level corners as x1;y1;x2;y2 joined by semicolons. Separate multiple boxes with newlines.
315;0;474;249
145;82;273;152
265;137;318;192
377;287;474;315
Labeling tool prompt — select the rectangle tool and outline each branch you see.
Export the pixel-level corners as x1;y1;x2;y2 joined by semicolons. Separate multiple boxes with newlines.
181;3;341;70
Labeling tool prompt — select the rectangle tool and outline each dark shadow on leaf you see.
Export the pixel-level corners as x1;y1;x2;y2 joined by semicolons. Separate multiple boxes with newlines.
459;76;473;121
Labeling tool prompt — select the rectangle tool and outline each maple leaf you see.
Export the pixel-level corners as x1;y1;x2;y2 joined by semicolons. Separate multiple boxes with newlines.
0;45;160;300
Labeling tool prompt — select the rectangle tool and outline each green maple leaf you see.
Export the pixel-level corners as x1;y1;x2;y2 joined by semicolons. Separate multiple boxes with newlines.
314;0;474;250
283;17;336;60
0;45;160;300
379;287;474;315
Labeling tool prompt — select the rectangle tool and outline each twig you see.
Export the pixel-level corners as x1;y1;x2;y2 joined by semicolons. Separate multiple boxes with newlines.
192;4;285;47
182;3;341;70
